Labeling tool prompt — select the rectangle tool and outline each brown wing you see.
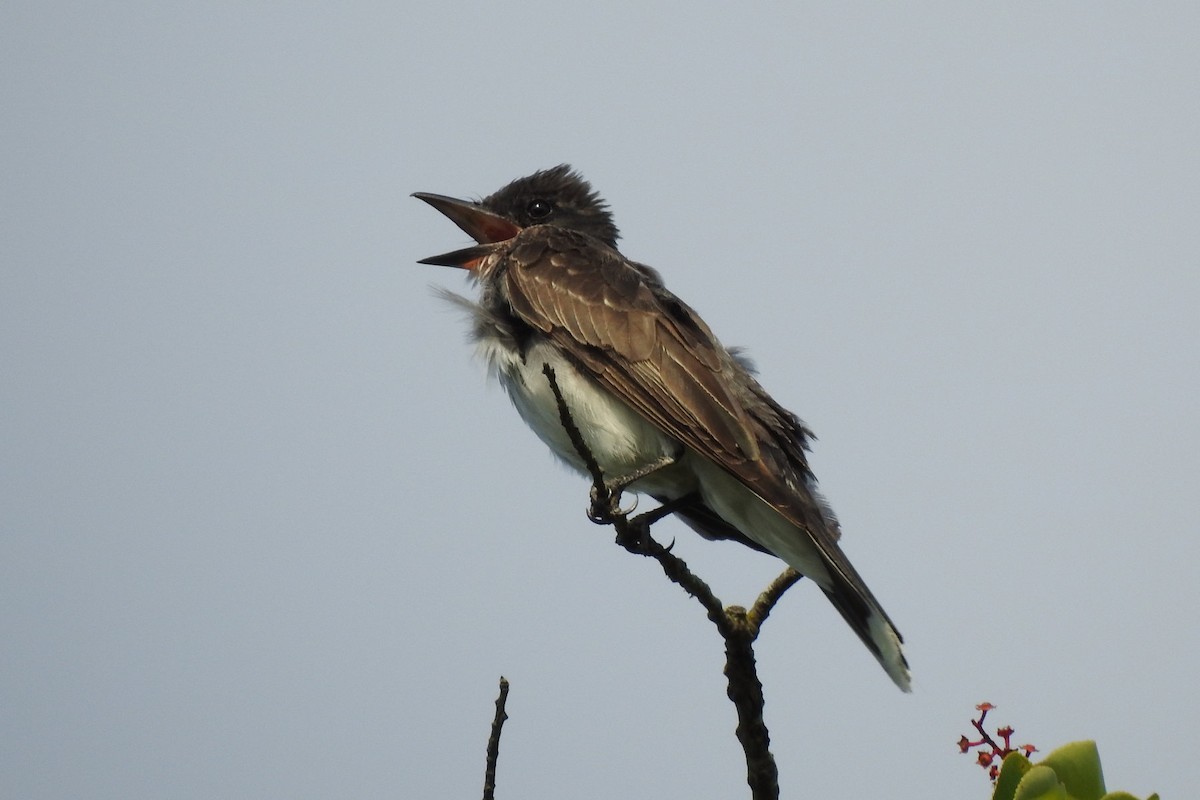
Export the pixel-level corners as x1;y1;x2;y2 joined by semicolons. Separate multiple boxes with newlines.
499;227;839;541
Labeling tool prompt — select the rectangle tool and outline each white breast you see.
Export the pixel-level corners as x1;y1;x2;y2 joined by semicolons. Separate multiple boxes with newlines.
481;338;680;482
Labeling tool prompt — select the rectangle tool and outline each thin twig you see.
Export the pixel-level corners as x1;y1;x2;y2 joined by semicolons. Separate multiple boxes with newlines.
541;363;605;488
482;677;510;800
748;568;803;628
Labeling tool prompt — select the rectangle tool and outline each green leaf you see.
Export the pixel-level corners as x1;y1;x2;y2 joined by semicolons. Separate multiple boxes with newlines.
1013;765;1072;800
989;738;1154;800
993;752;1034;800
1038;741;1106;800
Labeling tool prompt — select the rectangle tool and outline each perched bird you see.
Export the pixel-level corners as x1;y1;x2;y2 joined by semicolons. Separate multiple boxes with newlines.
414;165;910;690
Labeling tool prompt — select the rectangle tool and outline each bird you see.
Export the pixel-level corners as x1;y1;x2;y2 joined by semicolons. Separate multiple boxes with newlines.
414;165;910;691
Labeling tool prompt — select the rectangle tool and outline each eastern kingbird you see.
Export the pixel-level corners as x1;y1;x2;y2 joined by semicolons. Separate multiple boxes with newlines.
414;165;910;691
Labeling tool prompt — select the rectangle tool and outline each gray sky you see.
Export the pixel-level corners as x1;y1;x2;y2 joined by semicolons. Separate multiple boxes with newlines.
3;3;1197;798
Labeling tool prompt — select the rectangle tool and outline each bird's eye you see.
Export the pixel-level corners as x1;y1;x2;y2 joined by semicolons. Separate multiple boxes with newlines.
526;198;554;220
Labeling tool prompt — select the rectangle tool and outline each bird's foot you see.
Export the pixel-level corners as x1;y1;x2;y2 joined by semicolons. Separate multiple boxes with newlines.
587;451;677;524
588;483;637;524
589;451;685;552
608;494;689;554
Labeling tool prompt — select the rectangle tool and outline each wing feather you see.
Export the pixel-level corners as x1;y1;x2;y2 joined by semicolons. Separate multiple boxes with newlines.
502;228;763;472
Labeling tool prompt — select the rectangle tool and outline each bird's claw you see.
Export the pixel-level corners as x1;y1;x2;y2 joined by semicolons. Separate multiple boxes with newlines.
587;482;638;524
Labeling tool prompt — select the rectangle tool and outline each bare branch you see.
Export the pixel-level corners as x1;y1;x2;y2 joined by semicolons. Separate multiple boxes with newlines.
482;677;510;800
748;568;803;629
721;606;777;800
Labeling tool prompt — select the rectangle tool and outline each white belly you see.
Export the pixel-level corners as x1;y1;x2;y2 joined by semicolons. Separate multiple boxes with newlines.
488;340;682;484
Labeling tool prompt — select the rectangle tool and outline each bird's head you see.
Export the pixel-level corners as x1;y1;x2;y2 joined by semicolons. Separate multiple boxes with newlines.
414;165;620;269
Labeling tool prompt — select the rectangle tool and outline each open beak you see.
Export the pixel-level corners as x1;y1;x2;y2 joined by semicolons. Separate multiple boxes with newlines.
413;192;523;269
